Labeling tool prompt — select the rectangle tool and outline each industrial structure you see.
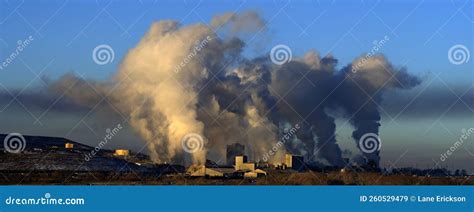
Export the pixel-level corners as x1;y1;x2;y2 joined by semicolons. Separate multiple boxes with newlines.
285;154;305;171
65;143;74;149
186;151;308;178
187;155;267;178
186;165;238;178
0;133;467;185
114;149;130;156
226;143;245;166
235;156;255;171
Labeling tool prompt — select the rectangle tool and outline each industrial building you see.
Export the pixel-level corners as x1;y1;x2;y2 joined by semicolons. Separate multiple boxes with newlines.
187;156;267;178
234;156;256;171
114;149;130;156
244;169;267;178
65;143;74;149
186;165;238;178
285;154;305;171
234;155;266;178
226;143;245;166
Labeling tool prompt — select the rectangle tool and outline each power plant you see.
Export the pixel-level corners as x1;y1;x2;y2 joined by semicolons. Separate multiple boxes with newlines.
0;134;469;185
187;144;306;179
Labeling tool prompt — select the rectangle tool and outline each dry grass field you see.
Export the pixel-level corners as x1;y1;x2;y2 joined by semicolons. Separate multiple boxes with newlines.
1;170;471;185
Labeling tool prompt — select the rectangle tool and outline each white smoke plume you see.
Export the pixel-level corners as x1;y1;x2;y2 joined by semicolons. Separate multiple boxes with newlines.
50;11;420;167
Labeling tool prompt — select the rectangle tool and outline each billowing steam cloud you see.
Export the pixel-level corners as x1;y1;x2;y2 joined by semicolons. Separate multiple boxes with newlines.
50;12;420;167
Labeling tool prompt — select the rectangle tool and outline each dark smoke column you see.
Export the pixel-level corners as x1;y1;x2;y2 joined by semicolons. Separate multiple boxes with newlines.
270;54;345;166
334;55;421;169
352;110;382;168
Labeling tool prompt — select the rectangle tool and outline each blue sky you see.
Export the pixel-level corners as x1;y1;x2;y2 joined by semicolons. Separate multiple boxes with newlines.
0;0;472;86
0;0;473;171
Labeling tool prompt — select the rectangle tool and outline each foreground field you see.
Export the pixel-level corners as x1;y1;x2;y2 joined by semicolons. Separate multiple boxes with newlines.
1;170;471;185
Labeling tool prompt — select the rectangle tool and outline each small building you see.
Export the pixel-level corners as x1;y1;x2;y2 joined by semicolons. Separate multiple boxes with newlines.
187;165;238;178
244;169;267;178
65;143;74;149
285;154;305;171
235;155;247;170
235;156;256;171
114;149;130;156
274;163;288;170
186;165;206;176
